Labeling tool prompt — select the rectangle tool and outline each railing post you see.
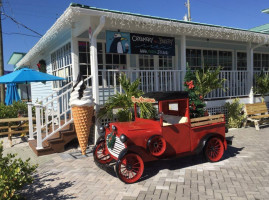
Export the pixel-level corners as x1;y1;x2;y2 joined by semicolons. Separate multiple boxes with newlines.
27;102;34;140
57;90;61;125
35;104;43;150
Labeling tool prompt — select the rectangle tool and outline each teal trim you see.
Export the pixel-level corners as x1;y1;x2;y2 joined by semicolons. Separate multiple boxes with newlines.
8;52;26;65
262;8;269;14
249;24;269;33
70;3;269;36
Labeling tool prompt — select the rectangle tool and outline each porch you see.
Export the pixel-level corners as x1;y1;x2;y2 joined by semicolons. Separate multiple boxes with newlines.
98;69;266;105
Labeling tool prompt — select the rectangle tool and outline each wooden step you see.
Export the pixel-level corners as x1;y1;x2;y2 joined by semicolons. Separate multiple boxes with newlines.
29;122;78;156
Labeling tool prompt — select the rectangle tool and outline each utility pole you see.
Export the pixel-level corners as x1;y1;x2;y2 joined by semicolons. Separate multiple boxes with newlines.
185;0;191;21
0;0;4;103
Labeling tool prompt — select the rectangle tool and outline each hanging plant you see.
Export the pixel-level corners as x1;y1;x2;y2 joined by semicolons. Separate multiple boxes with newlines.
37;59;46;73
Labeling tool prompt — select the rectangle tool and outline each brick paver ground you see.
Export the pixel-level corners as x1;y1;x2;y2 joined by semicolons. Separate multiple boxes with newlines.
4;126;269;200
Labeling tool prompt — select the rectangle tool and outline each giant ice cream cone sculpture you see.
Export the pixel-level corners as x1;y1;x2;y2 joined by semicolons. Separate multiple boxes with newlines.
70;79;95;155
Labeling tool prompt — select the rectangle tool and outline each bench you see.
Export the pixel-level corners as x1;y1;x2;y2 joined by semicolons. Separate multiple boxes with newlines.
243;102;269;130
0;117;35;146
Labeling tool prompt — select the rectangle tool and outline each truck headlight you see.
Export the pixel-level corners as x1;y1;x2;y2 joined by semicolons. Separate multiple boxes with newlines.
112;125;117;131
120;134;128;143
105;123;109;128
99;126;105;133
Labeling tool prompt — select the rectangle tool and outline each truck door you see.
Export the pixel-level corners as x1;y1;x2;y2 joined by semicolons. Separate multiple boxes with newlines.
161;100;191;156
162;122;191;156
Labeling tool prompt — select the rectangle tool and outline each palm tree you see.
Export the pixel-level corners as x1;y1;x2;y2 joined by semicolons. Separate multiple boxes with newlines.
98;73;156;122
194;66;226;100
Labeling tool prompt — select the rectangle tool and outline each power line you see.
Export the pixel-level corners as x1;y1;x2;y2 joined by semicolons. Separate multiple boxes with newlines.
1;12;43;37
3;32;41;38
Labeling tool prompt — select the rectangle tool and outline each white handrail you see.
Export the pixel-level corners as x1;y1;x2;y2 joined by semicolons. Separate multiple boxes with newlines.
33;76;92;150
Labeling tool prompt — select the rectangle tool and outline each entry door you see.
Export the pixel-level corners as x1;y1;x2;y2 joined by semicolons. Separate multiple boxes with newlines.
162;123;191;156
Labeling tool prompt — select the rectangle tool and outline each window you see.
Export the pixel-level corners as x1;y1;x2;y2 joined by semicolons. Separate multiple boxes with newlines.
262;54;269;71
237;52;247;71
51;43;72;88
186;49;232;70
159;56;173;70
254;53;269;71
78;41;127;86
78;41;91;80
186;49;201;70
254;53;261;71
219;51;232;70
138;55;154;70
203;50;218;67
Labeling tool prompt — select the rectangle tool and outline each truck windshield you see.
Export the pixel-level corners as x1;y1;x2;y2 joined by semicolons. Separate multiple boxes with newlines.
135;103;158;120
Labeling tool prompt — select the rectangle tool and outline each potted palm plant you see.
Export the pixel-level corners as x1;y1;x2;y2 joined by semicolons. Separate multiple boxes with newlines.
254;71;269;102
98;74;156;122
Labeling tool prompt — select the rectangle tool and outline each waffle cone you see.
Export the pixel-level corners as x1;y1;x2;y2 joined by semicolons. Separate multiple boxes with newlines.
72;106;94;155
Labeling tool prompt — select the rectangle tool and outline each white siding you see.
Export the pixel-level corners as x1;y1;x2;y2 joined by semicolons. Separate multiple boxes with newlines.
30;54;53;103
30;30;71;103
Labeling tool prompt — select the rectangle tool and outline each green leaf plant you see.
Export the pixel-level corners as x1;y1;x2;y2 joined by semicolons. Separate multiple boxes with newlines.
98;73;156;122
184;66;226;118
194;66;226;101
0;142;38;200
224;98;245;128
254;71;269;102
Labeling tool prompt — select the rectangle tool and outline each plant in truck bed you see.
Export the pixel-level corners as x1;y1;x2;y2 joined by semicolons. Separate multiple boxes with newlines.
184;66;226;118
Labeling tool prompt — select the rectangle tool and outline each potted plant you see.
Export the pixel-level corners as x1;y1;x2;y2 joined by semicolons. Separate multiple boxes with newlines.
254;71;269;102
98;74;156;122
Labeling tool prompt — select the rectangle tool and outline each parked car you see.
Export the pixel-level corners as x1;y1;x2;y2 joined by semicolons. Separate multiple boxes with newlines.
93;91;228;184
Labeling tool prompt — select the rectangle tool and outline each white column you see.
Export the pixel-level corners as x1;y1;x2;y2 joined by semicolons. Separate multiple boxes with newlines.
71;25;79;83
90;36;99;106
180;35;187;89
90;16;105;144
35;104;43;150
247;42;254;104
27;102;34;140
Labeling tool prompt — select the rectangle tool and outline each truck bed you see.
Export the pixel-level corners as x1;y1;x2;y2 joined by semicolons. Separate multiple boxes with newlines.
190;114;225;127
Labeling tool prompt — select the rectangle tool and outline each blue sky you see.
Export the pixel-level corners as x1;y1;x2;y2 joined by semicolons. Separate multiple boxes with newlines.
2;0;269;71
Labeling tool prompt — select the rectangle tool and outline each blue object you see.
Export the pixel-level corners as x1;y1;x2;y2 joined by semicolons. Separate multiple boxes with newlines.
5;83;21;105
0;68;65;84
0;68;65;101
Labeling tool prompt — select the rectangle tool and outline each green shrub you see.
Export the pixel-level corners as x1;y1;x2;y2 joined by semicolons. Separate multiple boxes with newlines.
224;98;245;128
0;142;38;200
254;71;269;102
0;101;28;119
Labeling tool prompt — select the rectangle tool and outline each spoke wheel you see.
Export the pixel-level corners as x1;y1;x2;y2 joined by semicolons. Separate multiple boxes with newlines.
148;136;166;156
93;141;113;165
204;137;224;162
116;153;144;184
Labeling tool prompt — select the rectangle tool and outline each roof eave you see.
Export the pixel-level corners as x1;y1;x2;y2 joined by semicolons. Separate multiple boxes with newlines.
17;6;76;67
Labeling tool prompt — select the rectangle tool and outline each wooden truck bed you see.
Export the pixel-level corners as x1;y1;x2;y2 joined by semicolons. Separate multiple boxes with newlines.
190;114;225;128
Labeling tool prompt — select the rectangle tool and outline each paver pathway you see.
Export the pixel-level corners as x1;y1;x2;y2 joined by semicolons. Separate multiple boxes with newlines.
4;126;269;200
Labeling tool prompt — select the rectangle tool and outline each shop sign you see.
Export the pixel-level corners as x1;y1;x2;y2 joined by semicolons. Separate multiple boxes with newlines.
106;31;131;54
130;33;175;56
106;30;175;56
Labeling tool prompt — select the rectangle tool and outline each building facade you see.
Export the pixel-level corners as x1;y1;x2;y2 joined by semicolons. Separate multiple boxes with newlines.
17;3;269;113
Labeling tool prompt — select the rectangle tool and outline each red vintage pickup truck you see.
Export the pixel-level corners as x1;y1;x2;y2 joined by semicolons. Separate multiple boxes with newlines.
93;91;228;184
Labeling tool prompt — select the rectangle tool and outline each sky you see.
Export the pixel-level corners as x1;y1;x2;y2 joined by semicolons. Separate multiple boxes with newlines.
2;0;269;71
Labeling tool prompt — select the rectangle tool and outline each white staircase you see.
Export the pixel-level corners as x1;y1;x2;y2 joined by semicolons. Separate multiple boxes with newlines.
27;76;93;151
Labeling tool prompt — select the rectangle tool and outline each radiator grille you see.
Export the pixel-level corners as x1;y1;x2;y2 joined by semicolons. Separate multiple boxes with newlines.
107;136;126;158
